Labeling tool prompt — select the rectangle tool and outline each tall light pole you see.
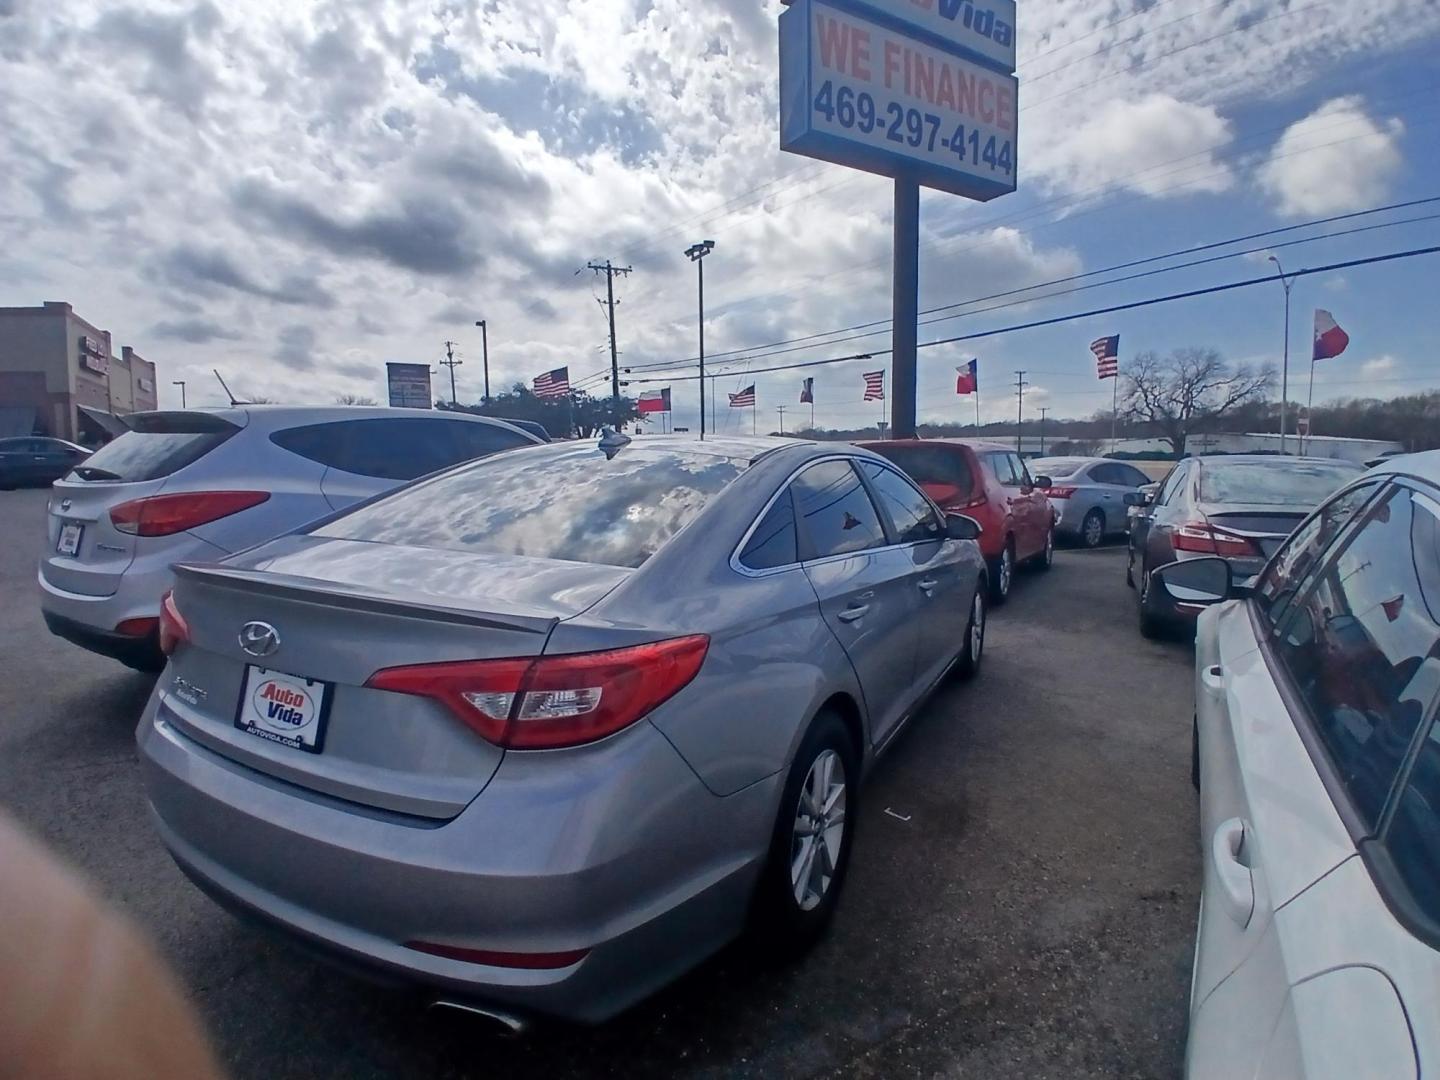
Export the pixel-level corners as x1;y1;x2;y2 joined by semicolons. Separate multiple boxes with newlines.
684;240;715;439
1268;254;1296;455
474;320;490;402
1038;406;1049;455
172;380;186;408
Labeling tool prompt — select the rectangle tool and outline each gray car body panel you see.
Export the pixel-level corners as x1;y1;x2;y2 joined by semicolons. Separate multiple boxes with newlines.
138;435;985;1022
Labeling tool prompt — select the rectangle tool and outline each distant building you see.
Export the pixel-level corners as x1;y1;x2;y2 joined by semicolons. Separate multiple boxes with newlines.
0;301;159;443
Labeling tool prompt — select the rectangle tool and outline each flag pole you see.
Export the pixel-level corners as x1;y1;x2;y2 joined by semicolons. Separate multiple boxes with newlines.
1305;357;1316;454
1110;370;1118;453
975;370;981;433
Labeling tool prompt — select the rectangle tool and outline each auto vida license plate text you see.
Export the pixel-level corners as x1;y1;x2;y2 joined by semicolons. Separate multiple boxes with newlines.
56;522;82;556
235;666;332;753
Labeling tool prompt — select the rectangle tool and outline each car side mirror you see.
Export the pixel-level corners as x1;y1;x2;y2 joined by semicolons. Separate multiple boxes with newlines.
1124;491;1150;507
945;513;982;541
1033;474;1052;490
1152;557;1243;606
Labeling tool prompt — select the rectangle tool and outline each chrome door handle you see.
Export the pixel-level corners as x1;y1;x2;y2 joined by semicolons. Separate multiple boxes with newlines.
917;578;937;594
837;604;870;623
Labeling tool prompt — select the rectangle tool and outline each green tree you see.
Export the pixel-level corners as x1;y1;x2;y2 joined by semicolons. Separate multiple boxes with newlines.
438;385;638;439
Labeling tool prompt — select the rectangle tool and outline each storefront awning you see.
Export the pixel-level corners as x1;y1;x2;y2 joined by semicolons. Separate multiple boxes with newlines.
76;405;131;439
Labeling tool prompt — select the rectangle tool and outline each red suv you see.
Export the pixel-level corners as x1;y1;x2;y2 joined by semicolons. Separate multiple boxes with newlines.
858;440;1055;603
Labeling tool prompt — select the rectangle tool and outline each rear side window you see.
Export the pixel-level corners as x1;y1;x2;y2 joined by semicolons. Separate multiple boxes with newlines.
792;459;887;559
315;442;746;569
739;491;798;570
859;461;941;544
70;412;237;482
272;418;529;481
1274;486;1440;827
1155;464;1188;506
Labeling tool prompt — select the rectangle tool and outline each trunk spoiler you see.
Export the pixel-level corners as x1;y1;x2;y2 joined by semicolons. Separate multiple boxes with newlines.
173;563;556;636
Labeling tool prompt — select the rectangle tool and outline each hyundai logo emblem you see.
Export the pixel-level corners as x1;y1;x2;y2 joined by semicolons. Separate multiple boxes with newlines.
59;498;72;512
238;621;281;658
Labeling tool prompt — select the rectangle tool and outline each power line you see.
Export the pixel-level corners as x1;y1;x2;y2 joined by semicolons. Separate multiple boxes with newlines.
625;243;1440;384
622;195;1440;376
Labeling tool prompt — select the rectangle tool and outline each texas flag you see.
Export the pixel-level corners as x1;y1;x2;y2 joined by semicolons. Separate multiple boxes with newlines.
1313;309;1350;361
955;359;978;395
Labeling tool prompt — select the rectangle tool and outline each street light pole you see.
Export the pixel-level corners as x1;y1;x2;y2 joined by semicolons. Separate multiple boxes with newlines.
1268;254;1296;455
474;320;490;402
684;240;715;440
172;380;186;408
1039;407;1048;455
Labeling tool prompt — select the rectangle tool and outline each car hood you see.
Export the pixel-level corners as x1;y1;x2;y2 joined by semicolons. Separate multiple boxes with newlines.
227;534;632;619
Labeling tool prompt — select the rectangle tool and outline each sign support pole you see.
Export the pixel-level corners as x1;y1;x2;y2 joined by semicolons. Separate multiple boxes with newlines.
891;178;919;440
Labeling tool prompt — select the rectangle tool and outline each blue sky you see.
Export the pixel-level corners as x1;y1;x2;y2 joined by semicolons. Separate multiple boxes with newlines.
2;0;1438;433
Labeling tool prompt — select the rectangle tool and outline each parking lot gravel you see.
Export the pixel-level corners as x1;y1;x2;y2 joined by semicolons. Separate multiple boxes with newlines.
0;486;1199;1079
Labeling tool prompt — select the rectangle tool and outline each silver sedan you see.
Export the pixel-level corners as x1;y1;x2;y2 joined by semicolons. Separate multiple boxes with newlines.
1029;457;1153;548
137;435;988;1027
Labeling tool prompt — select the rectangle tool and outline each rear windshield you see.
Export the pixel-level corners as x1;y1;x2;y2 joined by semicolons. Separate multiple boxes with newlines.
868;445;973;492
1198;460;1362;506
69;412;238;482
1029;458;1087;478
314;442;748;568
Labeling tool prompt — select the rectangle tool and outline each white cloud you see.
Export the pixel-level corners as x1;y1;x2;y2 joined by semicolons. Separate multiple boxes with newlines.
1027;94;1234;198
1360;355;1397;378
1258;97;1405;217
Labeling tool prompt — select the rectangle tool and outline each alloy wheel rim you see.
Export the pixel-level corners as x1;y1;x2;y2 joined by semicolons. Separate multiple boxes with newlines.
791;749;847;912
1000;549;1012;593
971;592;985;659
1046;530;1055;562
1086;516;1102;546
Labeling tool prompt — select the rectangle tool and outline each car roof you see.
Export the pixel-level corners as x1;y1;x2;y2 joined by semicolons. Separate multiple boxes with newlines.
1192;454;1365;468
124;405;541;440
856;438;1009;452
1365;448;1440;485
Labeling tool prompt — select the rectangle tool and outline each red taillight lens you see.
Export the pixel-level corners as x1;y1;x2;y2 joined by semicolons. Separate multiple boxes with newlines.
1172;521;1258;558
115;616;159;638
109;491;270;537
158;590;190;655
366;636;710;750
403;941;590;969
1044;486;1078;499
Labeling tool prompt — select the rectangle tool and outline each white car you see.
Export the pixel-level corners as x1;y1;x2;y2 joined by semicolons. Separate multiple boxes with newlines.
40;405;540;670
1150;449;1440;1078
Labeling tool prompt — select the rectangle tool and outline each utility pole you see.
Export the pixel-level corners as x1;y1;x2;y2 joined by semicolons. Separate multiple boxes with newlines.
440;340;461;405
1267;254;1296;454
776;405;787;434
172;380;186;408
1038;407;1049;455
587;260;633;412
1014;370;1027;453
684;241;715;439
474;320;490;402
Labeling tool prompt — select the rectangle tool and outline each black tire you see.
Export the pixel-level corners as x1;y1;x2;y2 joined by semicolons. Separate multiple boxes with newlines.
988;540;1014;605
1035;526;1055;571
750;709;859;956
1137;566;1164;639
1081;509;1105;549
1125;544;1135;589
1191;716;1201;791
955;581;986;680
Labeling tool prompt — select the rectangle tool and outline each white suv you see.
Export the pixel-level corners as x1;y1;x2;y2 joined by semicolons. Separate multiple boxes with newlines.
39;405;539;669
1151;451;1440;1078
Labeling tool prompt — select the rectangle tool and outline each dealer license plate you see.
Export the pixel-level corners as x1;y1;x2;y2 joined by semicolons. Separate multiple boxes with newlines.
56;522;83;556
235;666;332;754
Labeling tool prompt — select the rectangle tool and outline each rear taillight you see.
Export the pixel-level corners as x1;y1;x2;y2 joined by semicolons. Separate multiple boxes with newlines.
942;492;988;512
109;491;270;537
1044;486;1077;499
365;635;710;750
158;590;190;655
1172;521;1258;558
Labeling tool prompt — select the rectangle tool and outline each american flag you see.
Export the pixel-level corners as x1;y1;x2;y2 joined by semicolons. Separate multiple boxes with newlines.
1089;336;1119;380
800;377;814;404
729;384;756;408
862;370;885;401
532;366;570;398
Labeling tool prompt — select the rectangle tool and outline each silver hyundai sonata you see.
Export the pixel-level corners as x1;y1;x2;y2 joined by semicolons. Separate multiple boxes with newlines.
138;435;987;1025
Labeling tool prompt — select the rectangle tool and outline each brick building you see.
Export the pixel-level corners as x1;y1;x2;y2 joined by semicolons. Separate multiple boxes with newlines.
0;301;159;443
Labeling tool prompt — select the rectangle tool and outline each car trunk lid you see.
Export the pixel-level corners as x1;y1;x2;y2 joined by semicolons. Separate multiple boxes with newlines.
1202;503;1311;559
159;538;631;819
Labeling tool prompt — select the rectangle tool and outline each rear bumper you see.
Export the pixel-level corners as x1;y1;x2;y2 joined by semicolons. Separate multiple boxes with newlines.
42;609;163;668
137;688;780;1023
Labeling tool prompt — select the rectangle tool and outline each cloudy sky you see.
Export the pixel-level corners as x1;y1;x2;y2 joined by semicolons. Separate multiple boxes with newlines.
3;0;1439;433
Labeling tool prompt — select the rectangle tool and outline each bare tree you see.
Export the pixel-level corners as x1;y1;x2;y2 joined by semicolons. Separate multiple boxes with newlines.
1121;348;1274;455
334;394;378;406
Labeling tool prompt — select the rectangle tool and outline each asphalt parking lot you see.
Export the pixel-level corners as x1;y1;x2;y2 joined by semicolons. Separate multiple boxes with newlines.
0;486;1198;1079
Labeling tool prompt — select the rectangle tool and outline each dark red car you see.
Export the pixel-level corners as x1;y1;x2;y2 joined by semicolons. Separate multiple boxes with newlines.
858;439;1055;603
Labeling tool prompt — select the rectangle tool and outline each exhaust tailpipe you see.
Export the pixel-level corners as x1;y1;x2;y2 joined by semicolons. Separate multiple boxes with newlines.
427;999;528;1037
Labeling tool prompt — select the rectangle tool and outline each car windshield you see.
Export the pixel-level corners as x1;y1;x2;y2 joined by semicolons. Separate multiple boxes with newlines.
1029;459;1088;478
313;441;749;569
1198;460;1363;505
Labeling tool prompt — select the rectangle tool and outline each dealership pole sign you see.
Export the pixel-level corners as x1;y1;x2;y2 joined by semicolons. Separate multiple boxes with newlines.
386;362;434;409
779;0;1018;434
